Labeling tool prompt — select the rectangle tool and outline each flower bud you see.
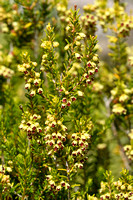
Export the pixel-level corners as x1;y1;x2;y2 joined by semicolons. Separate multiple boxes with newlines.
72;151;77;156
86;79;91;84
24;69;28;75
56;185;61;191
33;114;38;119
49;140;55;146
75;53;81;59
72;141;77;146
52;132;56;139
54;144;59;151
87;61;91;67
61;181;65;187
19;124;24;129
25;83;31;90
93;55;98;62
78;163;83;169
64;44;69;51
46;175;52;180
57;133;62;139
62;98;67;103
49;180;55;188
127;185;132;190
71;96;76;101
37;127;42;133
31;124;36;131
78;32;86;38
79;140;84;146
32;62;37;67
38;88;43;94
77;149;82;155
51;122;56;127
76;41;81;46
66;183;70;189
57;140;62;146
67;101;71;106
62;136;66;142
72;133;77;139
121;185;125;190
30;90;36;97
61;104;66;109
34;79;40;86
53;42;59;48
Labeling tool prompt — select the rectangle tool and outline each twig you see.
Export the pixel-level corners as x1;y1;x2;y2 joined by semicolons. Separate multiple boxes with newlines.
66;161;71;200
104;97;131;171
111;122;131;171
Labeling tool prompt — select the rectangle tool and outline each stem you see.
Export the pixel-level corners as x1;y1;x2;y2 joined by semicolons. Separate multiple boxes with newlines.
112;122;131;171
104;97;131;170
13;191;22;198
0;110;5;172
34;27;39;59
1;150;4;172
66;161;71;200
83;165;87;200
127;116;132;132
33;1;39;59
21;187;26;200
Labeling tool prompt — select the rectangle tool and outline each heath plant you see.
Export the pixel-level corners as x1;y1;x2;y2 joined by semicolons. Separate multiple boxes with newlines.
17;6;100;199
0;0;133;199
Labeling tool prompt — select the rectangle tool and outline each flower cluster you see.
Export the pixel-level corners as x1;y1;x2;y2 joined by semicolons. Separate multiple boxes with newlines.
128;56;133;67
112;104;127;115
83;55;99;86
46;173;70;194
56;3;70;24
76;195;97;200
64;31;99;89
0;49;13;64
18;53;43;97
0;65;14;79
100;170;133;200
124;129;133;161
0;0;55;42
116;16;133;37
92;82;104;93
81;13;97;37
41;23;59;75
0;5;14;33
83;0;133;35
111;82;133;115
44;112;67;155
0;165;12;197
96;8;114;32
56;5;99;101
71;131;91;169
19;111;42;139
70;118;93;169
83;0;114;32
100;182;133;200
61;95;76;109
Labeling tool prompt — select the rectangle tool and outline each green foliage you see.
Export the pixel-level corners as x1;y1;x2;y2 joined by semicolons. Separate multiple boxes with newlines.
0;0;133;199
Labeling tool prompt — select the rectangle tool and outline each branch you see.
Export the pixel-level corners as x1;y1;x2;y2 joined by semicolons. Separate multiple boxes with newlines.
111;122;131;171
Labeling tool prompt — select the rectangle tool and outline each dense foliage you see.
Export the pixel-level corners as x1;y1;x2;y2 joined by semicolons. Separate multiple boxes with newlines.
0;0;133;199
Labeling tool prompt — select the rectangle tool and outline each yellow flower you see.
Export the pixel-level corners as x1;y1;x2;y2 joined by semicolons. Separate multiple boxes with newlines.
64;44;69;51
112;104;126;114
53;42;59;48
119;94;129;102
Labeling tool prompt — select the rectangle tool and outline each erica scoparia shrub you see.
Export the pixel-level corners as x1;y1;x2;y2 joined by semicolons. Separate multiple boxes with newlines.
17;7;100;199
0;0;133;199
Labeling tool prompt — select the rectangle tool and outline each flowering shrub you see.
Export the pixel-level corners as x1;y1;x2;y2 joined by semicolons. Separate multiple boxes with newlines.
99;169;133;200
0;0;133;199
